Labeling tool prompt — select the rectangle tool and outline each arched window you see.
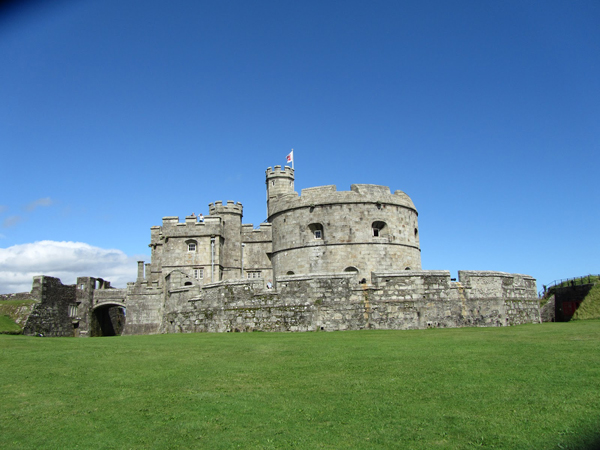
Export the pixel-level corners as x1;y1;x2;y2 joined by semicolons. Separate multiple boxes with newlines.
372;221;386;237
308;223;324;239
344;266;359;273
186;239;198;252
414;228;418;238
287;271;295;275
184;281;193;286
405;267;411;270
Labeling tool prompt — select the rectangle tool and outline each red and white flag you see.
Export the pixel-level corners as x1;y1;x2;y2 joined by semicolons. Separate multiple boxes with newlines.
286;149;294;164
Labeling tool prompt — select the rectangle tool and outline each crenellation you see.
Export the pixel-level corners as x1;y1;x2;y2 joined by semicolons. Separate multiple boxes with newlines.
18;163;540;337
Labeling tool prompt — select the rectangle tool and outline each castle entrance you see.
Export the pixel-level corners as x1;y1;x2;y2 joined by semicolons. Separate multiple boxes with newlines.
91;304;126;336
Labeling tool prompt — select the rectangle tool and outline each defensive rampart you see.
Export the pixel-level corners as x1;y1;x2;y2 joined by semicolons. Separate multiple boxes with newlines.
162;270;540;333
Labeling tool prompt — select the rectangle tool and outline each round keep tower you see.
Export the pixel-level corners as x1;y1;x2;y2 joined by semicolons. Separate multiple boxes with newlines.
266;168;421;283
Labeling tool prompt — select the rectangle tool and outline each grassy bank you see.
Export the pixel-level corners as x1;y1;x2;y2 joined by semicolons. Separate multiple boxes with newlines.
573;284;600;320
0;299;37;332
0;315;22;334
1;322;599;449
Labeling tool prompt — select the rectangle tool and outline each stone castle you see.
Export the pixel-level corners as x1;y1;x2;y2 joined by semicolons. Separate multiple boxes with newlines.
20;165;541;337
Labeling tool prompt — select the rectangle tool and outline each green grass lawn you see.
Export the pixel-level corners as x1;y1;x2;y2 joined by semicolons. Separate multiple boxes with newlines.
1;322;599;449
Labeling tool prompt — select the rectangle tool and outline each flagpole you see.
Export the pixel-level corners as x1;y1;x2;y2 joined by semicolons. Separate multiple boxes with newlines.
291;148;294;170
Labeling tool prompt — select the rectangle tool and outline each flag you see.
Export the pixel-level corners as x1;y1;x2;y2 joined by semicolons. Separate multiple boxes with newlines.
286;150;293;164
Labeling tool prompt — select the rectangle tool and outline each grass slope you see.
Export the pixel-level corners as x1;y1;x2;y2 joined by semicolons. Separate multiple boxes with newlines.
573;284;600;320
1;323;599;450
0;299;37;328
0;315;22;334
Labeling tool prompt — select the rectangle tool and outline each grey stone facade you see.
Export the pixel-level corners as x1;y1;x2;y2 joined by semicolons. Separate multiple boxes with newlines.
21;165;541;336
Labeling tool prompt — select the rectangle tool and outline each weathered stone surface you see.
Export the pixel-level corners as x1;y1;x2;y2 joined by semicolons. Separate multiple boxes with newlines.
18;166;540;336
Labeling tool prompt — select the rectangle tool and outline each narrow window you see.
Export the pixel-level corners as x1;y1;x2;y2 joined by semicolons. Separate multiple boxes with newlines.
188;243;196;252
372;221;386;237
68;304;78;318
193;268;204;279
308;223;324;239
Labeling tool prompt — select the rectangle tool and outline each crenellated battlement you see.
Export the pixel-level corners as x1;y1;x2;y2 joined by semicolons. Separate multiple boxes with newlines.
268;183;417;219
209;200;243;216
242;222;272;238
15;163;541;337
266;165;294;179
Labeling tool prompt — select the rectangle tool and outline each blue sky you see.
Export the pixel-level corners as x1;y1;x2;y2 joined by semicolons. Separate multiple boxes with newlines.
1;0;599;293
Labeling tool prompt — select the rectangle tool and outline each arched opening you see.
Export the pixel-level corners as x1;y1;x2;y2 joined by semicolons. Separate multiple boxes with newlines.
91;304;126;337
372;221;387;237
286;271;295;275
308;223;324;239
405;267;411;270
184;281;193;286
344;266;359;273
185;239;198;252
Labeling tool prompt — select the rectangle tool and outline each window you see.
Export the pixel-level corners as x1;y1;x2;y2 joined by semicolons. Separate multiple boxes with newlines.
193;268;204;279
188;243;196;252
344;266;359;273
286;271;295;275
68;304;78;318
247;271;262;279
308;223;324;239
372;221;386;237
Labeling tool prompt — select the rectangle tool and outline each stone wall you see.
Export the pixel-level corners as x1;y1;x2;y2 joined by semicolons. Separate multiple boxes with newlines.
241;222;273;282
121;283;163;335
23;276;77;337
162;270;540;334
268;183;421;281
540;295;556;322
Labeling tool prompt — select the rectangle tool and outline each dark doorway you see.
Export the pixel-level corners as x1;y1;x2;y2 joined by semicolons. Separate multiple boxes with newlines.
91;305;126;336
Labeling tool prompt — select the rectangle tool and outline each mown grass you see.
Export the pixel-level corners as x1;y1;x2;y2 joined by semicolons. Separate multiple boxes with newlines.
573;284;600;320
1;322;599;449
0;315;22;334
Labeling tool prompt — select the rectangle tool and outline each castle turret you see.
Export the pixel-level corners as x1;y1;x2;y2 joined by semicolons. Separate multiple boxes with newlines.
208;201;243;280
266;165;295;217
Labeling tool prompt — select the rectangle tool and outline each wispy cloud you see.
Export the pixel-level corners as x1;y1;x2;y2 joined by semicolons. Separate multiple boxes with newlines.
0;240;144;294
2;215;24;228
25;197;53;212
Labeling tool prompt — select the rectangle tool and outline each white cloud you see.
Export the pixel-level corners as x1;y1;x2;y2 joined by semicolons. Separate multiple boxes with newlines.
0;241;145;294
25;197;53;212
